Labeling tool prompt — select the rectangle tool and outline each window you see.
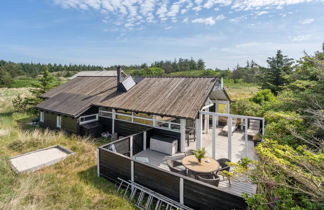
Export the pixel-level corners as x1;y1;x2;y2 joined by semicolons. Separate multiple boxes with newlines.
40;111;44;122
99;107;112;118
56;115;61;128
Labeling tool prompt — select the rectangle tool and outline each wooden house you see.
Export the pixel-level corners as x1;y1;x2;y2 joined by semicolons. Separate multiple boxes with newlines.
37;68;265;209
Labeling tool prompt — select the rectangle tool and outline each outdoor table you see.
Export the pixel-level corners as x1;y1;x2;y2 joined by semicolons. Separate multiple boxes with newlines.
182;155;220;174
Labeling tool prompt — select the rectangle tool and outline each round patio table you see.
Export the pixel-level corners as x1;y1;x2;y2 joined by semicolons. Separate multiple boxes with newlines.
182;155;220;174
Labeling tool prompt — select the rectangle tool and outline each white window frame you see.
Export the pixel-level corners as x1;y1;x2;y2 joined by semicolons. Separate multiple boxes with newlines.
56;115;61;128
79;114;99;125
40;111;44;122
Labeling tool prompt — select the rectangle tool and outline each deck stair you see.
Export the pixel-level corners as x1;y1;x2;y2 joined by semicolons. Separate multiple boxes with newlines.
117;178;193;210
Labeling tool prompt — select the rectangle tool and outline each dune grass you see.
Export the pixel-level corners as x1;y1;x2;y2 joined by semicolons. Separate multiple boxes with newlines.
225;83;259;101
0;88;134;210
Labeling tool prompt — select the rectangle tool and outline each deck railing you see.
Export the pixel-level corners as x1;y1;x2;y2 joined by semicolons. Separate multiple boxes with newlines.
99;110;181;132
98;133;247;210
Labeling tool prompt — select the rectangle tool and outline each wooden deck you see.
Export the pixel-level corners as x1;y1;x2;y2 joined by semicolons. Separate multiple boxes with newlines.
186;127;258;162
99;133;249;209
134;147;257;196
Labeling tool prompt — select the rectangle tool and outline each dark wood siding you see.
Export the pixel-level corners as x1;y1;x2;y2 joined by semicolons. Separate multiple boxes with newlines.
81;106;99;116
134;162;180;202
132;133;144;155
61;115;79;133
39;111;79;134
183;179;247;210
115;120;150;137
40;112;57;129
114;137;130;156
99;117;112;133
99;149;131;182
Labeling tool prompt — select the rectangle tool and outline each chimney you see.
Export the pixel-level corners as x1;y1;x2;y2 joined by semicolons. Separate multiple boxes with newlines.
117;66;122;86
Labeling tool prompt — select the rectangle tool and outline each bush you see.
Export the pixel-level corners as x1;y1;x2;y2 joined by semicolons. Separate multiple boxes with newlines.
264;111;304;146
130;67;165;76
243;139;324;209
250;89;276;104
231;99;263;116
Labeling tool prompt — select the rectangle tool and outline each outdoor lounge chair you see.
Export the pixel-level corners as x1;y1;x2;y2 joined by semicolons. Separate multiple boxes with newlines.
216;158;231;186
217;158;231;172
247;119;261;139
221;120;237;136
197;174;220;187
167;159;186;175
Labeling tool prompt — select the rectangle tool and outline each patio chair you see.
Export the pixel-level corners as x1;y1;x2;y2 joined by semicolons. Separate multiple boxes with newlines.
216;158;231;186
167;159;186;175
197;174;220;187
247;119;261;139
217;158;231;172
221;120;237;136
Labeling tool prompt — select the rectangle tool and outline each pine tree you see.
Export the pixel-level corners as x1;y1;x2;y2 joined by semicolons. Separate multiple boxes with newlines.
197;59;205;70
261;50;294;94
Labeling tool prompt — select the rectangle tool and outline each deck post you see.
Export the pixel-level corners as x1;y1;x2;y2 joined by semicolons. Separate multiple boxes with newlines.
228;116;232;160
96;148;100;177
262;119;265;141
112;108;116;134
226;101;230;114
215;101;219;126
180;119;186;153
130;136;134;190
179;178;184;204
143;131;147;151
195;113;202;149
204;107;209;134
212;115;216;159
245;118;248;157
130;136;133;157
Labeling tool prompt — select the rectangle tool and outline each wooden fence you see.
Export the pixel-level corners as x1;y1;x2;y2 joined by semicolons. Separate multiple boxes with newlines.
98;133;247;210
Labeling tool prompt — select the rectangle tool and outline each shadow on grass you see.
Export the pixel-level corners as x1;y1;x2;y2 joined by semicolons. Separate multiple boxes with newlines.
78;166;118;194
0;111;14;118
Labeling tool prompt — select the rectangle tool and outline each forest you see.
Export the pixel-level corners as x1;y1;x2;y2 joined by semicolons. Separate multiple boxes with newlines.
0;44;323;209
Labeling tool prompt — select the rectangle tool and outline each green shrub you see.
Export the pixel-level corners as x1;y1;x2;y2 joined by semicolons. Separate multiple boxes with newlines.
250;89;276;104
231;99;263;116
130;67;164;76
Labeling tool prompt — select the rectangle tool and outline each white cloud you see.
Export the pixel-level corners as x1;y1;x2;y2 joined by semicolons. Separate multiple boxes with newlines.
291;34;312;41
192;16;226;25
215;14;226;20
183;17;189;22
192;17;216;25
52;0;322;28
231;0;322;11
256;11;268;16
300;18;315;24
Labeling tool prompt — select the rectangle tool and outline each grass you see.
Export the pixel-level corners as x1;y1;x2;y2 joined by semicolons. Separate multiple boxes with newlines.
10;78;36;88
0;88;134;210
224;83;260;101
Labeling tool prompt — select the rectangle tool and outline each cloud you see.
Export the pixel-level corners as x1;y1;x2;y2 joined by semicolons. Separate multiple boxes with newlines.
231;0;322;11
52;0;322;28
192;15;225;25
256;11;268;16
192;17;216;25
300;18;315;24
291;34;312;41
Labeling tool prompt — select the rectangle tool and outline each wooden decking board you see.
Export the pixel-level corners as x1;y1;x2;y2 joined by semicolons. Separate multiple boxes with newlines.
133;128;258;197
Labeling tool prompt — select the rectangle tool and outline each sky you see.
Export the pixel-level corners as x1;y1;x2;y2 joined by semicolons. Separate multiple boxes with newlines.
0;0;323;69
